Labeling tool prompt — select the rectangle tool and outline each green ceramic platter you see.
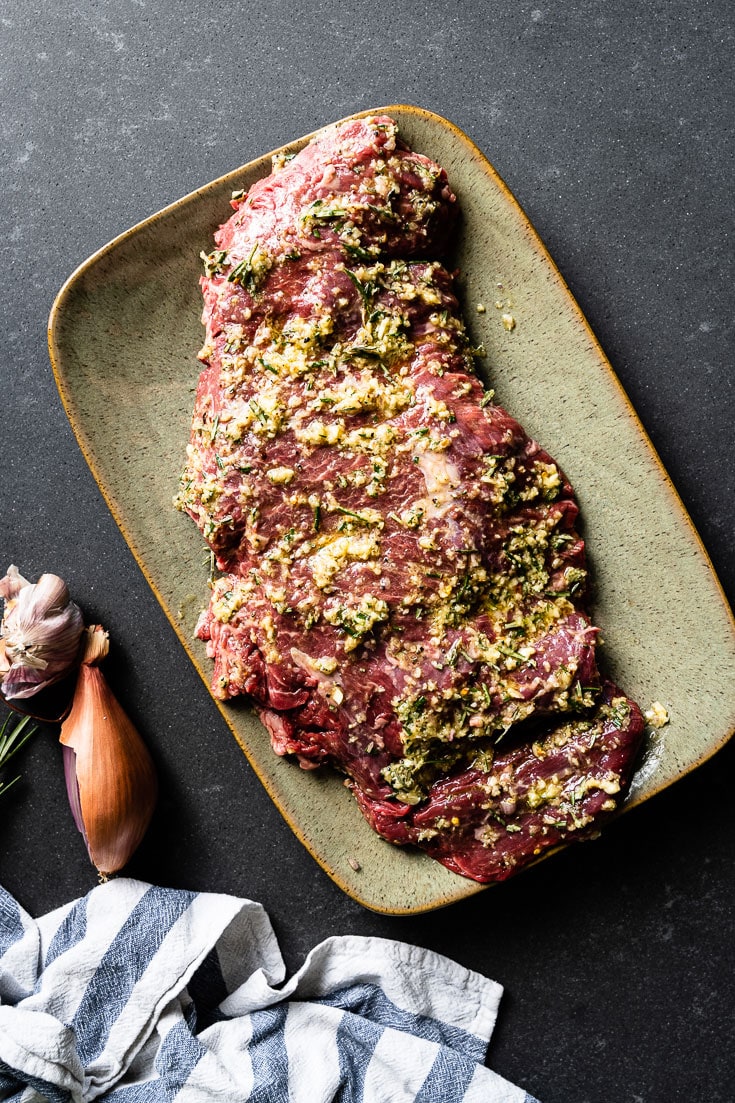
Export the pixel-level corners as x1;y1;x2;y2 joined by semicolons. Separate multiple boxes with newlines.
49;105;735;914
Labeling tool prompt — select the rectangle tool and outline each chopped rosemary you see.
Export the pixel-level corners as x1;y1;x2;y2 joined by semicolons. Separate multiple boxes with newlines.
343;243;373;261
200;248;228;276
345;269;377;311
308;204;345;222
335;616;361;639
334;505;376;525
496;642;530;664
227;243;258;288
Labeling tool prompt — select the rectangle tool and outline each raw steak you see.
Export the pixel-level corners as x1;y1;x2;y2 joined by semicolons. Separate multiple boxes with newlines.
178;115;644;882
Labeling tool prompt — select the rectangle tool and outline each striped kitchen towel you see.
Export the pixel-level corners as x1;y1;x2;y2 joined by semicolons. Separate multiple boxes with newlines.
0;879;540;1102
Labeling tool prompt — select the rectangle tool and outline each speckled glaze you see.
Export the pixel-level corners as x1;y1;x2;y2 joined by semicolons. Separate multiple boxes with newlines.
48;105;735;914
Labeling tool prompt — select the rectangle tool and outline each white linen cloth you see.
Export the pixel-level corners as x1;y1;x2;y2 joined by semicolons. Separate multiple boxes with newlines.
0;879;540;1102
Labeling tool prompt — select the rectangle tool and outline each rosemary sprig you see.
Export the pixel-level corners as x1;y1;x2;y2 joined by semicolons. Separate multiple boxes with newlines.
0;713;37;799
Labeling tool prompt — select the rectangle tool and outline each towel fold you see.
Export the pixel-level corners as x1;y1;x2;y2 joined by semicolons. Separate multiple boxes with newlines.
0;879;540;1102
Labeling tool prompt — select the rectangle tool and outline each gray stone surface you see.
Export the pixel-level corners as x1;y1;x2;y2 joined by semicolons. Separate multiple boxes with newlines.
1;3;733;1100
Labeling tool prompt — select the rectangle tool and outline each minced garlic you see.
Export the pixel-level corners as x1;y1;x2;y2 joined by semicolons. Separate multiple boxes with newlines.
644;701;669;729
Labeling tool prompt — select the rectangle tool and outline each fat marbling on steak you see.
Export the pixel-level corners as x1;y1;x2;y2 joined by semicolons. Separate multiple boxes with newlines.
178;115;644;883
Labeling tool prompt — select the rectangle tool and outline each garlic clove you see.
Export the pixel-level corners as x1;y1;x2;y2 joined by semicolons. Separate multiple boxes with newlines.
59;626;158;878
0;567;85;700
0;566;31;602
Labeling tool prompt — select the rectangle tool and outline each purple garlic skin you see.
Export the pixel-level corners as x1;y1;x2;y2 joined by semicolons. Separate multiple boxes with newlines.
0;566;84;699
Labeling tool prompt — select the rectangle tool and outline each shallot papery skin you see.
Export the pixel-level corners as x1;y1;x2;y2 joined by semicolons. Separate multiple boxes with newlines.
62;743;88;841
59;626;158;877
0;566;84;699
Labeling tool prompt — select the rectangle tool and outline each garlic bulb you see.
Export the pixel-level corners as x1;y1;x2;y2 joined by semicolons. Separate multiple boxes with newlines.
60;625;158;878
0;566;84;700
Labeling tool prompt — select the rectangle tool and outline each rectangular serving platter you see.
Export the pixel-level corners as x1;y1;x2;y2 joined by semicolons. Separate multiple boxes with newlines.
49;105;735;913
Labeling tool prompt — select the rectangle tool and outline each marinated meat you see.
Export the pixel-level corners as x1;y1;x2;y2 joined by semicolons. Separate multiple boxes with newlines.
178;115;644;882
356;683;643;882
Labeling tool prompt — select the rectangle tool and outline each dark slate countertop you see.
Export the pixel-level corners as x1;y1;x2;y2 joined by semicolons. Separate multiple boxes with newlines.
1;4;733;1101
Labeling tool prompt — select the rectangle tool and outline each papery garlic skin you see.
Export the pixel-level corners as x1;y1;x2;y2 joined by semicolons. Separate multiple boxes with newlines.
0;566;29;601
60;626;158;877
0;566;84;700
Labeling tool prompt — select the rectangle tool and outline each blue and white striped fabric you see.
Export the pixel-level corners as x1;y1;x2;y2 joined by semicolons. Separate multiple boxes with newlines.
0;879;541;1102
